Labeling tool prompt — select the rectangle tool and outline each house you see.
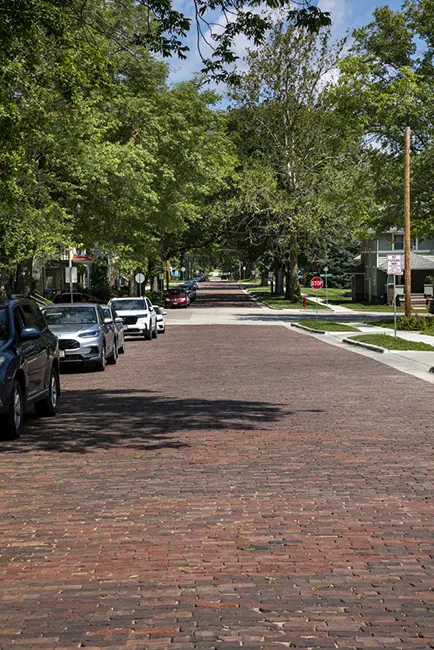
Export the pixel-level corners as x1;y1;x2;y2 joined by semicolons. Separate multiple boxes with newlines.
353;230;434;303
43;248;93;298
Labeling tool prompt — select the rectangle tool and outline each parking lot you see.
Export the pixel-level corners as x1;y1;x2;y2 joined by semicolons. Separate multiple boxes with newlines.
1;283;434;649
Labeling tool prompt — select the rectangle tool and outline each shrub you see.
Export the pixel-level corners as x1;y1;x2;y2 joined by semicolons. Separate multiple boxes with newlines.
397;315;431;331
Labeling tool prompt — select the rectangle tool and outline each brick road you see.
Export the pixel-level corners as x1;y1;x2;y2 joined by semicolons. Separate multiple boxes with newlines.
1;283;434;649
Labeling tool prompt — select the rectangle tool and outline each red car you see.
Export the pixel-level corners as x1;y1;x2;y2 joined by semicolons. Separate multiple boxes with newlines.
165;288;189;308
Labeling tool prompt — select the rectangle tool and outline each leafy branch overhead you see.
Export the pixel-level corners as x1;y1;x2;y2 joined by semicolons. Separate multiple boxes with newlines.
0;0;330;83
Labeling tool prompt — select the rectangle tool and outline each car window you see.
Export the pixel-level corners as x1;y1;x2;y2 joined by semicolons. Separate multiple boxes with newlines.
0;307;9;342
102;307;110;319
20;303;40;329
97;306;105;323
110;299;147;311
111;308;118;319
29;302;46;330
13;307;25;337
44;306;98;325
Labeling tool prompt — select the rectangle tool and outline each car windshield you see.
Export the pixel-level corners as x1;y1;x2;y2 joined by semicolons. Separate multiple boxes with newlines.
102;307;110;318
168;289;185;295
0;307;9;342
111;299;146;311
44;306;98;325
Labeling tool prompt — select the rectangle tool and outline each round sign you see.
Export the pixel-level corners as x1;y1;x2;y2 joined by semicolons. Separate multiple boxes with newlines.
310;276;324;290
323;266;328;273
181;266;186;272
135;272;145;283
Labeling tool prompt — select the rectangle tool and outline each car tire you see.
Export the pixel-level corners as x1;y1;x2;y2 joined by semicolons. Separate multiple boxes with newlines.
95;345;106;371
1;380;24;439
118;339;125;354
35;366;59;417
152;324;158;339
160;327;165;334
107;340;118;365
144;329;152;341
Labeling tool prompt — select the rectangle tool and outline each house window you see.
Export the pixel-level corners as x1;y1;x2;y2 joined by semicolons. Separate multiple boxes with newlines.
393;235;404;250
410;237;416;250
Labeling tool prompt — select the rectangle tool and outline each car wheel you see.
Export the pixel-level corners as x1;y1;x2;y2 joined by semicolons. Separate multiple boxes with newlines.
144;328;152;341
160;327;165;334
118;338;125;354
152;324;158;339
35;366;59;417
1;380;24;439
107;340;118;365
95;345;106;371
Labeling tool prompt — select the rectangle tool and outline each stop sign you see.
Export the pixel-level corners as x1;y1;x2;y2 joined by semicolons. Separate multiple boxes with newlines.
310;276;324;290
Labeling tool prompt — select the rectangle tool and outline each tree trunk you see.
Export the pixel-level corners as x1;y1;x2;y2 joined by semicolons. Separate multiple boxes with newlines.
285;251;300;301
275;269;284;295
15;258;33;295
151;275;159;293
260;274;269;287
128;272;136;297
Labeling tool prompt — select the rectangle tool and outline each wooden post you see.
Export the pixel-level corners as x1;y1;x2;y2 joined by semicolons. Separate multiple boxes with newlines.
68;247;73;303
404;126;412;316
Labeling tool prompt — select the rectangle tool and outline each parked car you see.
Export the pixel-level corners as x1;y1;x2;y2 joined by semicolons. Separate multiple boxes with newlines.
154;306;167;333
189;279;199;289
43;303;116;370
0;298;60;438
181;282;196;302
165;288;189;309
102;305;125;354
108;297;158;340
52;292;106;304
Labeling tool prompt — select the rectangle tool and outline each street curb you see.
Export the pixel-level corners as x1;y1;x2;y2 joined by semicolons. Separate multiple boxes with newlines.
292;323;327;335
343;338;387;353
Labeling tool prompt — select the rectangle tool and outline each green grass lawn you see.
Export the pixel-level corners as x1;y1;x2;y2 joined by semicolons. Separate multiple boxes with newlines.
363;318;434;331
248;286;329;310
302;287;406;312
297;320;359;332
349;334;434;351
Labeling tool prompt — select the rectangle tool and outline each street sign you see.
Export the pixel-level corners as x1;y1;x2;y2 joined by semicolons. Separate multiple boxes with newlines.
320;273;332;278
323;266;328;273
387;254;403;276
135;272;145;283
310;276;324;290
181;266;186;272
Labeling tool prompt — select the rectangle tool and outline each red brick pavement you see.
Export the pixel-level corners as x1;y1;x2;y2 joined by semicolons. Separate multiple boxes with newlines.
1;302;434;648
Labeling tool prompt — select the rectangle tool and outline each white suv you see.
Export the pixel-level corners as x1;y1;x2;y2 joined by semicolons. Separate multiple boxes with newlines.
108;297;157;340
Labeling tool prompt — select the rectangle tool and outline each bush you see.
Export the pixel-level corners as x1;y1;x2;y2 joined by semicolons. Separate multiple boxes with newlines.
397;315;434;331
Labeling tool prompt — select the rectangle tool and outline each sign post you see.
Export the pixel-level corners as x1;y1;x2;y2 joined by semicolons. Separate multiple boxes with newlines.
310;276;324;321
135;272;145;298
387;255;403;338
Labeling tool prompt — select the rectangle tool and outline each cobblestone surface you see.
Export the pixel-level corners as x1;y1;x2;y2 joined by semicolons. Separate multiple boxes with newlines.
1;285;434;649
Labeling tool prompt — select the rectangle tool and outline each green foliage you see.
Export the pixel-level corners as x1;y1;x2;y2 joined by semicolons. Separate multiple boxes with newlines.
90;258;111;301
397;315;434;331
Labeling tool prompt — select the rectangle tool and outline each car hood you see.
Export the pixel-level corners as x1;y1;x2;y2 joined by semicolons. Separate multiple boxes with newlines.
47;325;101;337
115;310;149;317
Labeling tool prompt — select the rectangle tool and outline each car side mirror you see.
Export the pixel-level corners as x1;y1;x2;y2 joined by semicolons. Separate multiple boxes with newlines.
20;327;41;341
163;310;167;315
104;317;113;324
115;317;123;324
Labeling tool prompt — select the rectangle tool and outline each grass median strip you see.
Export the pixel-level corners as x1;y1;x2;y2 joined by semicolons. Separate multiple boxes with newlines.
349;334;434;351
248;287;329;310
298;320;359;332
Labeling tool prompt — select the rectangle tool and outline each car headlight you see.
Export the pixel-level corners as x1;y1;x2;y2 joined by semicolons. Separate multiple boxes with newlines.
79;331;99;338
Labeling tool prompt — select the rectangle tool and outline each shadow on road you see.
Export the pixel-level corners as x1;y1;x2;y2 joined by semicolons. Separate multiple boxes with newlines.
0;389;321;454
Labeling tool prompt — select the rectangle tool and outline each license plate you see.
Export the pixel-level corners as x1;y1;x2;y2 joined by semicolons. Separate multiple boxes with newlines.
59;350;65;358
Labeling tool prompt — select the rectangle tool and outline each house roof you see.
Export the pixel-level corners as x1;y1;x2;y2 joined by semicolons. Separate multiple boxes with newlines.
378;251;434;272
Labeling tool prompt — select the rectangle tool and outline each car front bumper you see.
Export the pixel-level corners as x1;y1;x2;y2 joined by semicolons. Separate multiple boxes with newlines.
123;320;149;335
58;336;102;362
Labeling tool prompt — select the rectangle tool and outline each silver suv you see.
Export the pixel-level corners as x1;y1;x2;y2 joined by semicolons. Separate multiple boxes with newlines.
43;303;116;371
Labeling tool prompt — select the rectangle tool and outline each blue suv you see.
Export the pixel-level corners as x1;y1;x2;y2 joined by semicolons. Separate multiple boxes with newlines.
0;298;60;439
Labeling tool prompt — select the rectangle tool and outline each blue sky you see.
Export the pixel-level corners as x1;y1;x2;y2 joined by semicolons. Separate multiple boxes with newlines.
169;0;404;84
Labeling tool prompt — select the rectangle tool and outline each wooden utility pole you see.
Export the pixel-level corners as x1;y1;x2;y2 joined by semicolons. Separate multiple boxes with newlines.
404;126;412;316
68;247;74;303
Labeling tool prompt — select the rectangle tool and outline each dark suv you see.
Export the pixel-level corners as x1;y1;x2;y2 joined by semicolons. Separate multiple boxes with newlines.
0;298;60;439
